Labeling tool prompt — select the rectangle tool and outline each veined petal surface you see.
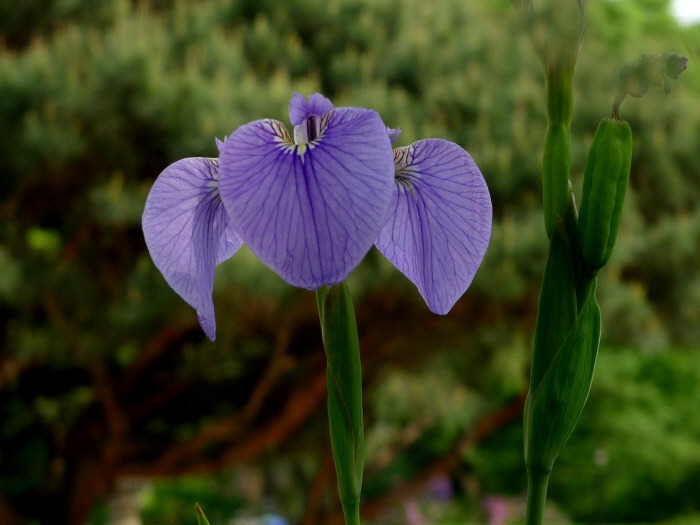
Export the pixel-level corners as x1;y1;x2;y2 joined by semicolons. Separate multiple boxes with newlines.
218;108;394;289
142;157;242;340
375;139;492;314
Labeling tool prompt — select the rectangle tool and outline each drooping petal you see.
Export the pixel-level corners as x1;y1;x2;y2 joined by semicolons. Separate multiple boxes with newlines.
142;157;242;340
218;108;394;289
288;92;335;126
375;139;492;314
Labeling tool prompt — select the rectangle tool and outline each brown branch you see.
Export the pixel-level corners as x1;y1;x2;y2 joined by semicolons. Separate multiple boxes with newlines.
42;292;69;331
0;496;27;525
237;326;294;422
0;357;27;390
128;381;191;421
123;325;191;385
366;416;432;474
120;367;328;477
204;368;327;470
300;447;336;525
125;322;292;423
134;327;295;473
88;362;133;493
90;363;129;441
68;456;113;525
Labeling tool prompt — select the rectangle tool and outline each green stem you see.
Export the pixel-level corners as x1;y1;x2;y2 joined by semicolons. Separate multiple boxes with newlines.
526;467;551;525
316;283;364;525
546;66;574;127
341;502;361;525
542;68;574;238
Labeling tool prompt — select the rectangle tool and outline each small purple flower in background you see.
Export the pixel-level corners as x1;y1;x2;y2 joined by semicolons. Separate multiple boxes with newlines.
143;93;491;340
426;473;454;501
483;495;511;525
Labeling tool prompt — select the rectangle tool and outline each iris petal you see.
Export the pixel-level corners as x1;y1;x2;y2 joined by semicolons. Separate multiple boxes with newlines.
218;108;394;289
375;139;492;314
288;92;335;125
142;157;242;340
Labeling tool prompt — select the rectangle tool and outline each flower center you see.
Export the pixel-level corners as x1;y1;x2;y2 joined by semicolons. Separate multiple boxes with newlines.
293;115;322;145
394;145;421;192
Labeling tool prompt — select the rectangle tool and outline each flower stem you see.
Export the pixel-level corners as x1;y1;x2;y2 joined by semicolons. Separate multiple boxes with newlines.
526;467;551;525
542;69;573;238
546;66;574;127
316;283;364;525
341;502;361;525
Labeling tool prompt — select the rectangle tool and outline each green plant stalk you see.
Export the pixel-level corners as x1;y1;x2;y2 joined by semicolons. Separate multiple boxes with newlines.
527;119;632;504
524;5;646;525
525;268;601;473
529;196;578;390
525;195;603;525
525;201;575;517
542;67;574;238
527;106;632;525
317;283;364;525
546;66;574;127
526;467;551;525
527;57;601;524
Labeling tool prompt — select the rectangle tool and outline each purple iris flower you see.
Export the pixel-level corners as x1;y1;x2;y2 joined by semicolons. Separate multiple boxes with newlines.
143;93;491;340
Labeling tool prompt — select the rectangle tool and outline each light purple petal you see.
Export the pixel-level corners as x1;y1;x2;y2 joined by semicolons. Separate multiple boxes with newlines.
142;157;242;340
387;127;402;143
218;108;394;289
289;92;335;125
375;139;492;314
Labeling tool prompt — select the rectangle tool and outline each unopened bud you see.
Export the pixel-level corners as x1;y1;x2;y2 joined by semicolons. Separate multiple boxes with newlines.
577;118;633;270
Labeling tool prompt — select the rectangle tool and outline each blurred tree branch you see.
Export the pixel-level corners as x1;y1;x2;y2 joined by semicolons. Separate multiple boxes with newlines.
324;392;527;525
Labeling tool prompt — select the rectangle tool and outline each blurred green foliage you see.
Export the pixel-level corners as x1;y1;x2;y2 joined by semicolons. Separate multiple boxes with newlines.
0;0;699;524
140;476;244;525
475;348;700;524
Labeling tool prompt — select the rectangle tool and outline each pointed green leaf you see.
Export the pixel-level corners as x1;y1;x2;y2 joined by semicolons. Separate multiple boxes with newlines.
525;282;601;472
195;503;212;525
530;208;579;390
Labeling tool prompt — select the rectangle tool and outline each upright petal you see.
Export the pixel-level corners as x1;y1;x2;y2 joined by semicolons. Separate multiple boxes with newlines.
386;127;402;143
288;92;335;126
142;157;242;340
218;108;394;289
375;139;492;314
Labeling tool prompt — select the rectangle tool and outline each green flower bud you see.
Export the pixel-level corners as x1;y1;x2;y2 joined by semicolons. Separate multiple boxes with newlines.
577;118;633;271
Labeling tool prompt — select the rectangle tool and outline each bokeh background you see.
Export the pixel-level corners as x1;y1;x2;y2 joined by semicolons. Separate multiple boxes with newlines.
1;0;699;524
